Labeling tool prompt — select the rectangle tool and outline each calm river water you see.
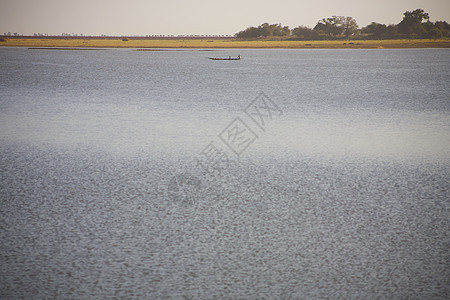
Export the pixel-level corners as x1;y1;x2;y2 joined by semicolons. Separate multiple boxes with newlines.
0;47;449;298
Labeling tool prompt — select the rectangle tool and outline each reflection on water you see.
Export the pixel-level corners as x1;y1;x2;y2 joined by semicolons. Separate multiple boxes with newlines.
265;110;450;160
0;48;449;298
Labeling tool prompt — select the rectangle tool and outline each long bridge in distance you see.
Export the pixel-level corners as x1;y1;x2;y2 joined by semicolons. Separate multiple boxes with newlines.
1;34;235;40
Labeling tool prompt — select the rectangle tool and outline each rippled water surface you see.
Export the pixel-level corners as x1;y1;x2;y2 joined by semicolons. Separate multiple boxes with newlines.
1;47;449;299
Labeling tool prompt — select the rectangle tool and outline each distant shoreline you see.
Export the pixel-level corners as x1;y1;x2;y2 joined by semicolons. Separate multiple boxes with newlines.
1;38;450;49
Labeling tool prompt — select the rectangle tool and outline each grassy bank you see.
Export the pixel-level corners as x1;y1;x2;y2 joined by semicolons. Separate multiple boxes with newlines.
1;38;450;49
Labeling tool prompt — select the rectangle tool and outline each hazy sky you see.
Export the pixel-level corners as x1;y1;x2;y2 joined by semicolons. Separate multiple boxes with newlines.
1;0;449;36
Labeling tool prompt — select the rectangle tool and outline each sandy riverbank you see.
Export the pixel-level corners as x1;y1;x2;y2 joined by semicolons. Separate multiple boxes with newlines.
1;38;450;49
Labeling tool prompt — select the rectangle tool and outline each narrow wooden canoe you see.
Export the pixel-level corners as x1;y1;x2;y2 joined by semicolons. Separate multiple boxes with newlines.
208;55;241;60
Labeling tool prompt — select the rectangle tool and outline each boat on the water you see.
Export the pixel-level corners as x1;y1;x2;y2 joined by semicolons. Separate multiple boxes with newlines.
208;55;241;60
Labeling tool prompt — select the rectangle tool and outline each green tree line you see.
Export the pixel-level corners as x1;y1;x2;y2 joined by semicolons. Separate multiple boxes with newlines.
236;9;449;40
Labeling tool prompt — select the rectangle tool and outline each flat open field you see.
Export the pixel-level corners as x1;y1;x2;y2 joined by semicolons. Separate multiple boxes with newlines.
1;38;450;48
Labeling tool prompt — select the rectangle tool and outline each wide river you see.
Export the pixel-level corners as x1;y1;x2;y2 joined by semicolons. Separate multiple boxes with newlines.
1;47;449;298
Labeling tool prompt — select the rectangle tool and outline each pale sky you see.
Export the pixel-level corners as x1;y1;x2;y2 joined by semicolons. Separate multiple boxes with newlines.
1;0;449;36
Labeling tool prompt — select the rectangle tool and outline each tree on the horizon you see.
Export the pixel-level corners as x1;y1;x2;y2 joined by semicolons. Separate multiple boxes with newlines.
429;27;443;39
361;22;387;36
236;23;290;39
235;8;448;40
313;17;342;36
340;16;358;38
236;26;260;39
434;21;450;37
361;22;398;38
258;23;290;37
397;8;429;35
313;16;358;38
291;26;318;39
361;9;449;38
